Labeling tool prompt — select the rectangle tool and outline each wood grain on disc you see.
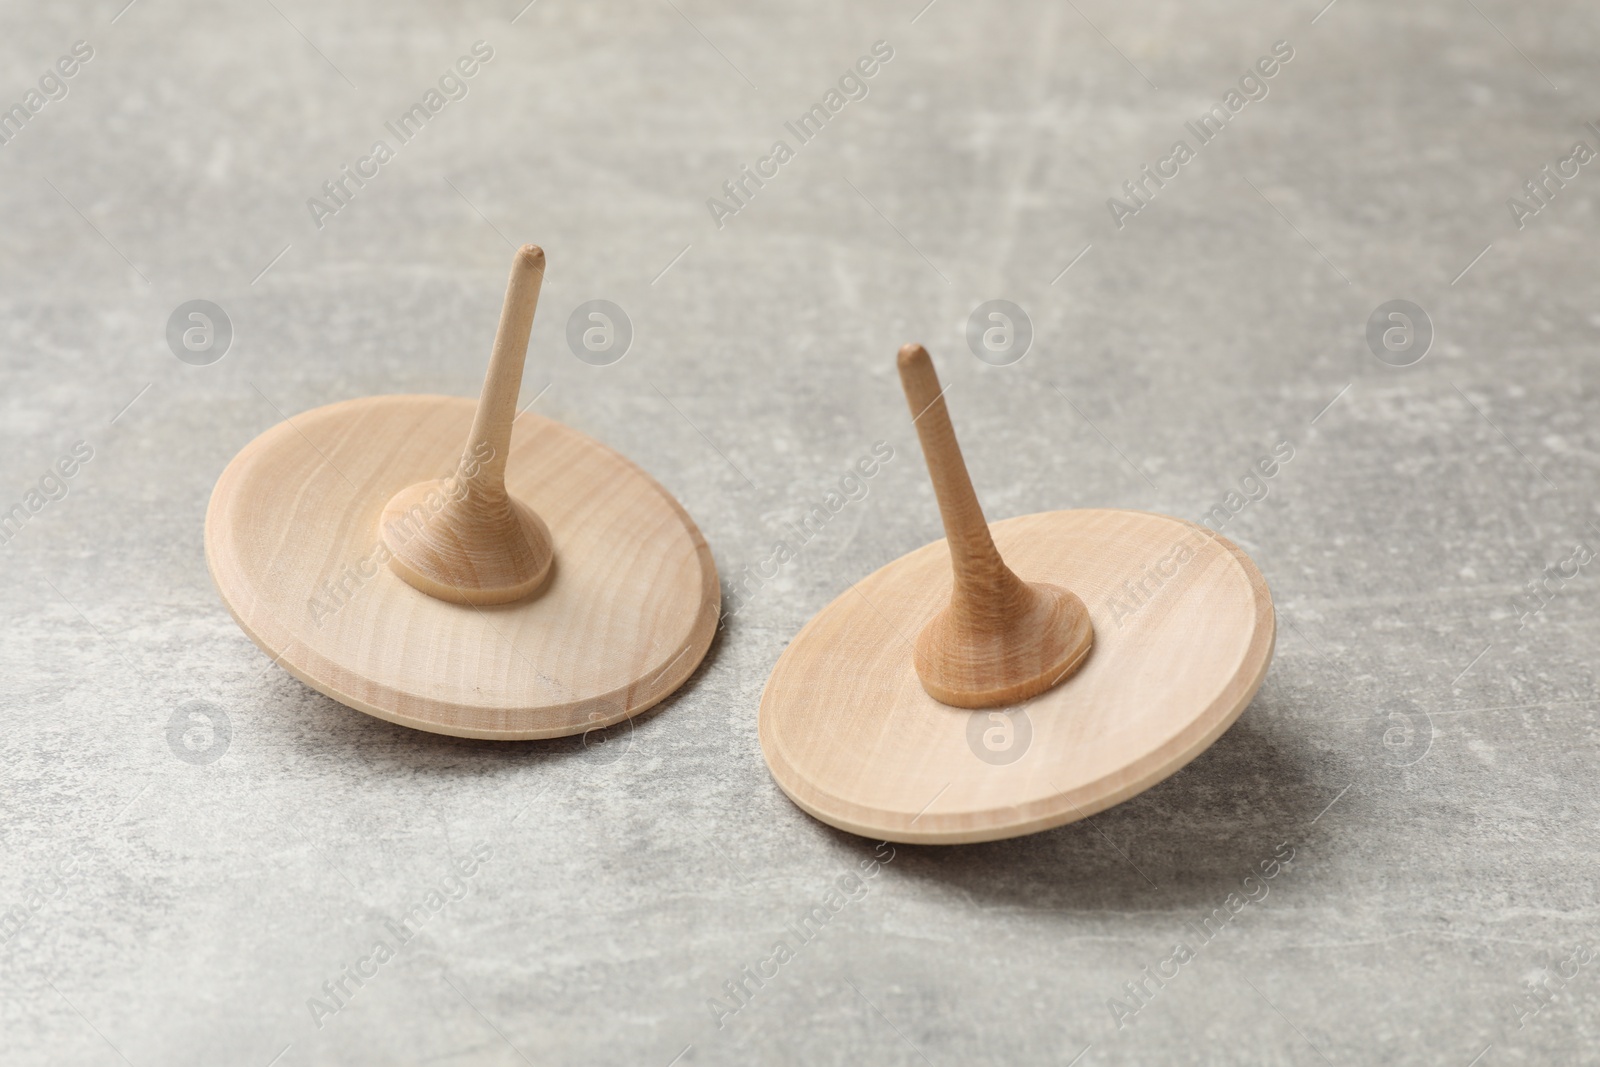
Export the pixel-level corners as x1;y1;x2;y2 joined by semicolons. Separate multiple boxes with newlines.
758;509;1274;844
206;395;719;739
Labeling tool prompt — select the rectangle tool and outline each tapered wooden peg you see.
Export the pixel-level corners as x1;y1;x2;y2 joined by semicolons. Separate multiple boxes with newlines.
380;244;555;605
897;343;1094;707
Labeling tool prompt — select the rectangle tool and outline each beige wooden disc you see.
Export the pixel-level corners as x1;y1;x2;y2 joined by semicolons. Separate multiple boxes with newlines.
206;395;720;739
759;509;1274;844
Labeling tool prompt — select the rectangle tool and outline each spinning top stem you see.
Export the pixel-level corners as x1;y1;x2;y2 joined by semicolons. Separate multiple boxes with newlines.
380;245;555;605
896;343;1094;707
463;243;545;495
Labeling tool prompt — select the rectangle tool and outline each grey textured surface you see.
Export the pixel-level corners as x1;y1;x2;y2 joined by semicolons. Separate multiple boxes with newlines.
2;1;1598;1064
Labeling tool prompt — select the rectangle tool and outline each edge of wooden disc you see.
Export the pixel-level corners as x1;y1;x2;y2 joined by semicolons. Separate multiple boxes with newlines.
758;509;1275;844
206;395;720;740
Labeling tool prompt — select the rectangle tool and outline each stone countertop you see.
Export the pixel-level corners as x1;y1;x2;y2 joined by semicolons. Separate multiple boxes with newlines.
1;1;1597;1064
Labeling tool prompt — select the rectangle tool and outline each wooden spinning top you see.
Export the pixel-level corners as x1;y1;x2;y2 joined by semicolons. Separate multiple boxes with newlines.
759;344;1276;844
206;245;719;739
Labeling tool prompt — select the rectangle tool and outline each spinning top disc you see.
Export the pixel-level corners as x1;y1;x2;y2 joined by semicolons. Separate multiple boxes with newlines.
758;346;1274;844
760;508;1273;844
206;247;719;739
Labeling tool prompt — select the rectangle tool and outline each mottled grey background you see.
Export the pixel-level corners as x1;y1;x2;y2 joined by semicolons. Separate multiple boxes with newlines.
1;0;1597;1064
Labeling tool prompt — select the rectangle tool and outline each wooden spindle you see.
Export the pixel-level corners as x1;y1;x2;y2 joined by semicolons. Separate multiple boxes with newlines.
380;245;555;605
897;343;1093;707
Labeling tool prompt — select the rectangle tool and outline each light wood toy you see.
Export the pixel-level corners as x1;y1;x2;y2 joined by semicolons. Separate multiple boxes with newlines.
758;344;1275;844
206;246;719;739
